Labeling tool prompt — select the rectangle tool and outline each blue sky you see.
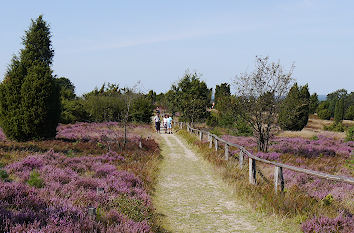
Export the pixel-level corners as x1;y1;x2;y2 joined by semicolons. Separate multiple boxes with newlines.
0;0;353;95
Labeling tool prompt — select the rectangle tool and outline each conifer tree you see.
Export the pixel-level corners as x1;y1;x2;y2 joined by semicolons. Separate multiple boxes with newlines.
279;83;310;131
0;15;60;141
334;98;344;123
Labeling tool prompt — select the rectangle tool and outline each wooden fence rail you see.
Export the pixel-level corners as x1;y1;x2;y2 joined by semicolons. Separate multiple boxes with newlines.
182;123;354;193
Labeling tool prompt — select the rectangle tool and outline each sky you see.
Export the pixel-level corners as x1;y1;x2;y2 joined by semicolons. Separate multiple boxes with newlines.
0;0;353;96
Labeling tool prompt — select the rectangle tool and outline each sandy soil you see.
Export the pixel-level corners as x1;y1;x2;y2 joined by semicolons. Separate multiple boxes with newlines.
153;133;296;233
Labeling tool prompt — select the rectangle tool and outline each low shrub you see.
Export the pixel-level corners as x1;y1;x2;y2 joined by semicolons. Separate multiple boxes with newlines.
27;170;44;188
346;126;354;141
233;119;253;136
318;109;331;120
324;122;346;132
206;113;218;127
0;169;9;181
301;213;353;233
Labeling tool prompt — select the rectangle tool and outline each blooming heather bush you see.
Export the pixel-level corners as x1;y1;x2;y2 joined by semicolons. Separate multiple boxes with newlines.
255;152;281;160
222;134;353;158
55;122;147;144
282;169;353;201
1;150;152;232
302;213;354;233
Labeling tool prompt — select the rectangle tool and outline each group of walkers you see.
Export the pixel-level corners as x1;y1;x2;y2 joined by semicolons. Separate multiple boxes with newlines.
154;107;173;134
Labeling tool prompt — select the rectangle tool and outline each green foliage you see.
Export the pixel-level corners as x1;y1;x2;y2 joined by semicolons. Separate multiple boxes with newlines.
206;112;218;127
169;72;211;123
327;89;347;116
80;83;153;124
233;118;253;136
55;77;76;101
131;96;154;123
146;90;156;105
0;15;60;141
323;122;346;132
322;194;334;206
60;99;89;124
309;93;319;114
209;128;222;136
214;83;230;107
346;126;354;141
334;98;344;123
0;169;9;181
84;95;124;122
113;195;149;222
344;105;354;120
317;109;331;120
279;83;310;131
27;170;44;188
311;135;319;140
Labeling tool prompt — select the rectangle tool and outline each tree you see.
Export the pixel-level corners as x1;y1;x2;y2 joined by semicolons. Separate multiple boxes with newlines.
131;96;154;123
0;15;60;141
170;72;211;124
345;105;354;120
55;77;76;101
309;93;319;114
233;56;294;152
146;90;157;105
214;83;230;107
279;83;310;131
327;89;347;117
334;98;344;123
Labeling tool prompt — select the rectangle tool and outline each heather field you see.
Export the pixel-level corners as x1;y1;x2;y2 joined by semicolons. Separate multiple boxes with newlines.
179;129;354;233
0;123;163;232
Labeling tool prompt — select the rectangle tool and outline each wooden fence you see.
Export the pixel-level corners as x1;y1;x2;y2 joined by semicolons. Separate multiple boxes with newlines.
178;122;354;193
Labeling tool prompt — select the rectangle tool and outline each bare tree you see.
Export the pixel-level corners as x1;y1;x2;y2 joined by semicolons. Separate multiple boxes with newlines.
233;56;294;152
121;81;140;148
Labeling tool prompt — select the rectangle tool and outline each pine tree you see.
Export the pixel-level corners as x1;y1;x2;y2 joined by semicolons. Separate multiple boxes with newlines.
309;93;319;114
279;83;310;131
0;15;60;141
334;98;344;123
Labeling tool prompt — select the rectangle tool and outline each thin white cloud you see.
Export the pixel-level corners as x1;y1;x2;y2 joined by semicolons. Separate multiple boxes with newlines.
62;24;244;53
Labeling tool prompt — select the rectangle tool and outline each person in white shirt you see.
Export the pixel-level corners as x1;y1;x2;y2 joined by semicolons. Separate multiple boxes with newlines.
154;113;161;133
163;115;168;134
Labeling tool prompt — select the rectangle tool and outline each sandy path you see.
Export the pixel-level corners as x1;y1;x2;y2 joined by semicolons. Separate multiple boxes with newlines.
153;133;293;233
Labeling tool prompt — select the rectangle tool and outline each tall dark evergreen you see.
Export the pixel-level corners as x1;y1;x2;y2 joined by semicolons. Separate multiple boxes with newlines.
171;72;211;124
278;83;310;131
334;98;344;123
214;83;230;106
309;93;319;114
0;15;60;141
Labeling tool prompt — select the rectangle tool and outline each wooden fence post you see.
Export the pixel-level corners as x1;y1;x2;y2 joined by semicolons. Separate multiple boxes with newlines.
139;137;143;149
214;138;218;151
209;135;213;148
249;158;256;184
88;207;96;217
199;131;203;141
224;144;229;160
239;150;244;169
274;166;284;193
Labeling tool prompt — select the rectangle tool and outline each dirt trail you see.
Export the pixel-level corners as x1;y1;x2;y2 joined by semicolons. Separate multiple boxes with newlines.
153;133;295;233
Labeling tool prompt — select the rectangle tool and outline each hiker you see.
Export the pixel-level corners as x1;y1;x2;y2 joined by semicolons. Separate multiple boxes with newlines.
163;114;168;133
167;114;173;134
156;106;160;114
154;113;161;133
